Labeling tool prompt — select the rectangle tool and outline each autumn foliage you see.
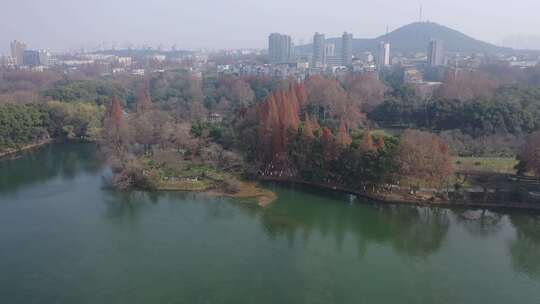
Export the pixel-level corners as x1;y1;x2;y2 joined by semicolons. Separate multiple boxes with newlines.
303;114;319;139
361;130;375;152
336;120;352;146
294;82;308;106
397;130;454;189
436;70;501;100
255;80;362;178
103;96;129;161
107;96;125;130
258;83;304;160
305;76;366;128
136;86;153;114
343;74;388;111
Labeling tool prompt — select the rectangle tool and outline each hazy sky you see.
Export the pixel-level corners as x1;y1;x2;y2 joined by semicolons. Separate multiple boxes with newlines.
2;0;540;53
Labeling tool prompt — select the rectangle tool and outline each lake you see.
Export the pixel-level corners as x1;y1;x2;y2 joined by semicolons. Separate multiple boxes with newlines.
0;143;539;303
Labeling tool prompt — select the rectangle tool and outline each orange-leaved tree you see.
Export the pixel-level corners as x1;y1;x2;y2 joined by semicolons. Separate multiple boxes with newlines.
397;129;454;191
104;96;129;162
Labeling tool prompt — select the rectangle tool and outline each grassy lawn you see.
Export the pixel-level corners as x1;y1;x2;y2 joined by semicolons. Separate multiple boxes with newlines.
158;178;214;191
174;164;217;178
454;157;518;174
156;164;232;191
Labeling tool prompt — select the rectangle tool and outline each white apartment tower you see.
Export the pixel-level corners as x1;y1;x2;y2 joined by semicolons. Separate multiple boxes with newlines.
10;40;27;66
428;39;444;67
377;41;390;68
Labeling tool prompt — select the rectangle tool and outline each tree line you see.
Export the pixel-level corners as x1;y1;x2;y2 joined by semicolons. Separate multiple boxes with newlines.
0;102;103;151
4;65;540;196
371;85;540;137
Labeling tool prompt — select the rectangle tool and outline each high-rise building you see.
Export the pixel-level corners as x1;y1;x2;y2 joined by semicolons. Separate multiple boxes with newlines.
38;50;51;66
428;39;444;67
325;43;341;67
312;32;326;68
0;55;16;68
23;50;40;66
325;43;335;57
268;33;294;64
10;40;27;66
342;32;353;66
377;41;390;68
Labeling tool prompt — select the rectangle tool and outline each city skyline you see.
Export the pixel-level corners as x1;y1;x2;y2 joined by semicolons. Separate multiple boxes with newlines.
3;0;540;53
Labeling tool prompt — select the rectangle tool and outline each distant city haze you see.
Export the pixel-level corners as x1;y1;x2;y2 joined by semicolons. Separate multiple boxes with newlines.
2;0;540;53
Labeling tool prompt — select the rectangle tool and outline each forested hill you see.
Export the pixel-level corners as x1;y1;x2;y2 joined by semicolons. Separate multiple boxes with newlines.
297;22;513;55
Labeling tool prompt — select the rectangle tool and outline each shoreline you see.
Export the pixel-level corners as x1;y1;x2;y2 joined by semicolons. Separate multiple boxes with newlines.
0;139;53;159
14;142;537;211
258;177;540;211
208;181;278;207
157;180;277;207
148;175;540;211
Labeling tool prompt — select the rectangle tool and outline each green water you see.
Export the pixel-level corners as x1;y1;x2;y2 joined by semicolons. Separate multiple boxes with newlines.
0;144;539;304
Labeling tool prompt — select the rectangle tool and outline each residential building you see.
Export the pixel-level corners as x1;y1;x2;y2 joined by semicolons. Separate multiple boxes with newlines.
131;69;146;76
428;39;444;67
147;54;166;62
377;41;390;68
325;43;343;67
38;50;51;66
312;32;326;68
325;43;336;57
326;56;343;67
23;50;40;66
117;56;132;66
10;40;26;66
362;52;374;63
268;33;294;64
112;67;126;74
342;32;353;66
0;55;16;68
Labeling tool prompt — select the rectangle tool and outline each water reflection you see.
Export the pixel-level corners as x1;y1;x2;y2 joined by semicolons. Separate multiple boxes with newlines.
233;186;451;259
10;145;536;278
0;143;103;194
100;184;540;281
386;207;450;258
103;191;158;219
456;210;504;237
509;213;540;280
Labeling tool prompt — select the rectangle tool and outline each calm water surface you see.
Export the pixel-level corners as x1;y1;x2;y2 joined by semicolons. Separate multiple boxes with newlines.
0;143;539;304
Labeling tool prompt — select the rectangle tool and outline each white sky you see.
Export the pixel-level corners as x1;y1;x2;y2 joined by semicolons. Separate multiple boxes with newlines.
2;0;539;52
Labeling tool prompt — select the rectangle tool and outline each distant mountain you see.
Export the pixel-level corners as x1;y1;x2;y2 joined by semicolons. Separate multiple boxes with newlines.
297;22;513;55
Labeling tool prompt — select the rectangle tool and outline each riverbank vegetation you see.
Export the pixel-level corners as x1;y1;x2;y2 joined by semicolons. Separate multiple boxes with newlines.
97;75;461;205
3;65;540;207
0;102;103;154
